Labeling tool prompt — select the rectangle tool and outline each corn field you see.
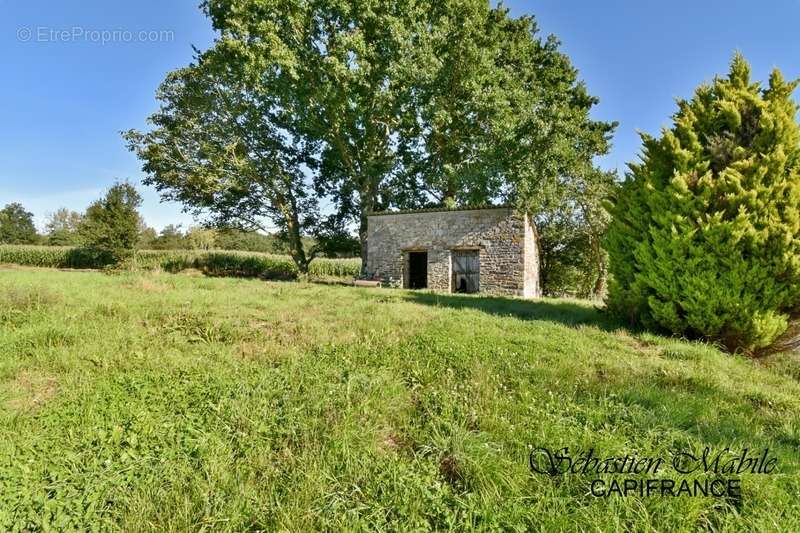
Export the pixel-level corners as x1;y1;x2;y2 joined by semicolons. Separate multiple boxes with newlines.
0;245;361;280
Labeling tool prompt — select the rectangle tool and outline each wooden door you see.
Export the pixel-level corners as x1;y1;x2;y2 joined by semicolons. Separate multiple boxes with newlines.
451;250;479;293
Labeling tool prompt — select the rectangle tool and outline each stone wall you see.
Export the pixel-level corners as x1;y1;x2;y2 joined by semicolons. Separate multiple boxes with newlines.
366;207;540;298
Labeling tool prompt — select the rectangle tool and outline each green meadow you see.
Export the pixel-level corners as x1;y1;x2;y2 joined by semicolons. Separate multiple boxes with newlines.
1;267;799;531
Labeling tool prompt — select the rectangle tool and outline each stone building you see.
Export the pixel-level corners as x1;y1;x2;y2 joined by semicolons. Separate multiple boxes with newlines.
366;206;540;298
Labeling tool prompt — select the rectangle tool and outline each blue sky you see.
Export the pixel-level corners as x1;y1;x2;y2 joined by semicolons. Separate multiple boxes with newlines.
1;1;798;230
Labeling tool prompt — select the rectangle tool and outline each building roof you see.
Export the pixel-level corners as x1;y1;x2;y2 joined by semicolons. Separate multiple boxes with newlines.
367;204;514;217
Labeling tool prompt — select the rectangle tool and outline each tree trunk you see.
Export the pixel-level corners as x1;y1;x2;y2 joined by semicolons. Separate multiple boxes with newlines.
591;234;606;298
358;190;374;277
359;213;369;277
442;178;457;208
285;220;309;274
280;195;309;274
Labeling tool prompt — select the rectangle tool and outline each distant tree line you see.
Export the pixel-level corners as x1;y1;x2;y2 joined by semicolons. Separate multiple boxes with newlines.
140;224;328;255
1;184;348;260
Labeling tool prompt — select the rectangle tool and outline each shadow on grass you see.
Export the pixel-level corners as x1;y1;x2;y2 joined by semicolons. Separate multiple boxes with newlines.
404;290;624;332
308;277;354;288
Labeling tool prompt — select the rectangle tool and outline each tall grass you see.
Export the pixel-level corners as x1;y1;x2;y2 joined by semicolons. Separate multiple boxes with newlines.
1;270;799;530
0;245;361;280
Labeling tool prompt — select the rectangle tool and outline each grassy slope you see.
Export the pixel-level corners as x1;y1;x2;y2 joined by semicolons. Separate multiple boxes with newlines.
1;268;799;531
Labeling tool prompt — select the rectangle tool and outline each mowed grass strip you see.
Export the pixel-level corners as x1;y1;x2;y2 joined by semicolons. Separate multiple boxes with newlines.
0;268;799;531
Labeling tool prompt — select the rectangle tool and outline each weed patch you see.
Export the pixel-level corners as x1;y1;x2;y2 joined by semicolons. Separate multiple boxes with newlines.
2;370;58;412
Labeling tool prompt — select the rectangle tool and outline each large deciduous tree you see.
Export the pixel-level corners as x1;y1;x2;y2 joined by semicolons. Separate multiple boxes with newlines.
79;182;143;265
605;54;800;355
0;203;38;244
124;53;319;272
127;0;613;277
45;208;83;246
398;5;614;211
198;0;423;271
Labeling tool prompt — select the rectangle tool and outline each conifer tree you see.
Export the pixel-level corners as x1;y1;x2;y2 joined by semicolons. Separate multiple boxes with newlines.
606;54;800;354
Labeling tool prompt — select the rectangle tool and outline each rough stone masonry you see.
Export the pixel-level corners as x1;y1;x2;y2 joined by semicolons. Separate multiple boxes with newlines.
366;206;541;298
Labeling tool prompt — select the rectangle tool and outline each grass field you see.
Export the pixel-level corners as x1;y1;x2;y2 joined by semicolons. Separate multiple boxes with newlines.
1;267;799;531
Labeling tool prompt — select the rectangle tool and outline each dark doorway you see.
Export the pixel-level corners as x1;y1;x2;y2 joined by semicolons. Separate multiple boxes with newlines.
407;251;428;289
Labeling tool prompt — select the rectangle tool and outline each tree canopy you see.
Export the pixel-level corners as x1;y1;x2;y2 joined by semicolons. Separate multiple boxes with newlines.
79;182;143;264
0;203;38;245
126;0;613;277
537;167;617;297
45;208;83;246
